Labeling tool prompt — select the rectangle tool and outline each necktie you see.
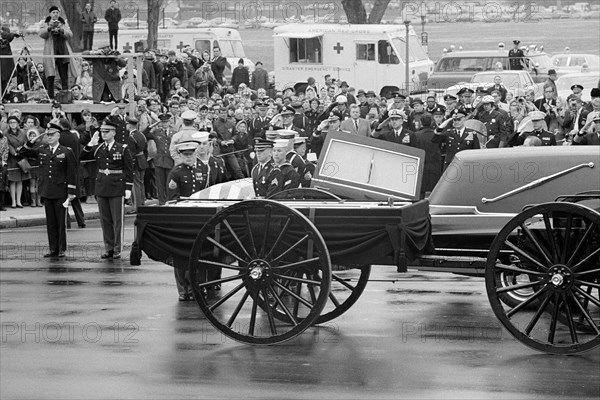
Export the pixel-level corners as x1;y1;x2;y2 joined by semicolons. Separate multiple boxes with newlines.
354;120;359;131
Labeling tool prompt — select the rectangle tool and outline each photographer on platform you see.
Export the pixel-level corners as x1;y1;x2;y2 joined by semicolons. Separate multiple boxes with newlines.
39;6;75;100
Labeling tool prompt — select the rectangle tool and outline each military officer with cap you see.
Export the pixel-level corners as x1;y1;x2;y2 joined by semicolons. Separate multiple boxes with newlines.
433;109;481;170
145;113;175;205
251;138;283;198
81;119;134;259
278;130;306;178
425;94;446;115
573;112;600;145
517;111;557;146
509;40;525;70
249;100;271;140
570;84;584;101
19;123;78;258
372;109;417;146
272;139;300;192
195;130;225;187
457;87;476;116
294;136;314;188
443;94;459;118
270;105;302;133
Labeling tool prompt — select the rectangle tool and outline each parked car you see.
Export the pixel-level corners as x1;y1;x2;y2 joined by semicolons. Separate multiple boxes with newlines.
429;49;553;90
25;21;43;35
550;53;600;75
444;70;544;100
555;71;600;102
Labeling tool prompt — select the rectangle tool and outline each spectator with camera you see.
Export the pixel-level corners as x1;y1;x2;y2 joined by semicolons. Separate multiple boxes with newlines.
162;51;185;102
39;6;75;100
83;40;126;103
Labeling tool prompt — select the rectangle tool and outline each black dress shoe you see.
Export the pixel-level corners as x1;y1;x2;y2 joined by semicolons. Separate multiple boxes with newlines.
112;252;121;260
43;252;58;258
0;207;6;211
178;294;188;302
78;224;86;228
57;252;65;258
101;251;114;259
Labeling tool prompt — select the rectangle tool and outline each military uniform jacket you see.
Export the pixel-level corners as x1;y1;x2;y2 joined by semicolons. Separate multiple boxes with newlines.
167;162;212;200
127;129;148;171
249;117;271;139
432;127;481;167
377;126;417;147
81;141;133;197
573;132;600;146
287;151;311;187
508;48;525;70
252;161;282;198
477;109;509;144
148;126;174;169
20;141;77;199
517;130;557;146
278;162;301;192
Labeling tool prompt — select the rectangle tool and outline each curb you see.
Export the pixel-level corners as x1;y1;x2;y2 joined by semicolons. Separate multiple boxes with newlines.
0;211;101;230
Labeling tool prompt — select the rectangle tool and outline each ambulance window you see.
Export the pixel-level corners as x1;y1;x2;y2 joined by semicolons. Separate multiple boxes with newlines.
289;37;322;64
356;43;375;61
195;40;211;54
378;40;398;64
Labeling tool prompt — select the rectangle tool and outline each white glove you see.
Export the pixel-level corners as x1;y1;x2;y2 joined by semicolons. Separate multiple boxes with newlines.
125;190;131;200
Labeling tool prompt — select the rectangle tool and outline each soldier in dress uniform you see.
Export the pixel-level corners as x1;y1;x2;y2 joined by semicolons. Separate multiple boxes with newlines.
251;138;282;198
81;119;134;259
432;109;481;170
248;100;271;140
443;94;459;119
294;136;314;188
372;109;417;146
508;40;525;70
457;87;476;117
517;111;557;146
279;130;306;179
145;113;174;205
425;94;446;115
272;139;300;192
573;113;600;145
112;100;129;144
19;123;77;258
476;95;509;148
125;116;147;213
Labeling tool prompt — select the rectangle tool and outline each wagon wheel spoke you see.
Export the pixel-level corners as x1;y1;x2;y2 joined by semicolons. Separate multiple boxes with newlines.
328;292;342;307
547;293;561;344
496;280;544;294
222;219;252;260
197;273;245;289
542;213;559;263
225;288;251;328
567;222;596;268
571;247;600;273
267;284;298;326
573;285;600;308
272;272;321;286
264;217;292;260
332;273;358;291
210;281;246;312
504;241;548;272
520;223;553;267
259;206;272;258
206;236;246;264
248;288;259;336
272;235;310;263
274;257;321;272
272;279;315;309
243;210;258;258
560;213;573;265
506;285;549;318
575;279;600;290
574;267;600;277
570;289;600;335
494;262;544;276
198;259;245;271
562;293;579;344
524;291;553;336
261;287;278;335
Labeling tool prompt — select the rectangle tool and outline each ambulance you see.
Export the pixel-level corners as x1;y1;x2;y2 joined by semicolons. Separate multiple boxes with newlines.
272;24;434;97
117;27;255;76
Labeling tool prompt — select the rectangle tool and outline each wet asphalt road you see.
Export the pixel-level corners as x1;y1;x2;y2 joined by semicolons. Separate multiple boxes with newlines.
1;220;599;399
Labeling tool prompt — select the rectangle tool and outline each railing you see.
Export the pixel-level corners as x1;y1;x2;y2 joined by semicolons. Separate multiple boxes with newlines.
0;53;143;116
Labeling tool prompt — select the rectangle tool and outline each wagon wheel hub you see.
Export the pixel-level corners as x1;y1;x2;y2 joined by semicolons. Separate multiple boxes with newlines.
547;265;572;291
248;259;270;282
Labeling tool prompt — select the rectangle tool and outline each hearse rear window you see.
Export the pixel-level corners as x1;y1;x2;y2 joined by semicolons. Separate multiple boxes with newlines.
436;57;489;72
289;37;322;64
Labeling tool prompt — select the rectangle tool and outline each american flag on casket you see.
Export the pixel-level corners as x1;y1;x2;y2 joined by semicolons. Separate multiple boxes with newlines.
188;178;255;200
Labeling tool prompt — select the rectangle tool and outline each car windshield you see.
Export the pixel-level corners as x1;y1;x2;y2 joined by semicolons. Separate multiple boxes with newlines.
552;56;569;67
218;40;246;58
556;75;600;92
471;73;521;89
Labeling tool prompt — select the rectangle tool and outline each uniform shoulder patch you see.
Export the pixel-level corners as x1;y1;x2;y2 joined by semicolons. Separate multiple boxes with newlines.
271;177;278;186
168;179;177;189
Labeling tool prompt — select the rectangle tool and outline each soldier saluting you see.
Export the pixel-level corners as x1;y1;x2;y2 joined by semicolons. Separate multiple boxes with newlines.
517;111;557;146
20;123;77;258
81;119;133;260
508;40;525;70
432;109;481;170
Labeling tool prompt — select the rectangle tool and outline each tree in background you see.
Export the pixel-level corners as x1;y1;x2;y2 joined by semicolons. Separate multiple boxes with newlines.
342;0;391;24
147;0;163;50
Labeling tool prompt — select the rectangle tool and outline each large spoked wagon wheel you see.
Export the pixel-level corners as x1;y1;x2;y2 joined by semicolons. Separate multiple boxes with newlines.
188;200;332;345
486;202;600;354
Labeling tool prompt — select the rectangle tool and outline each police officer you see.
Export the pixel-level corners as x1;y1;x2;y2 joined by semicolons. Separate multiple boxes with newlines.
517;111;557;146
432;109;481;170
81;119;134;259
251;138;282;198
508;40;525;70
372;109;417;147
273;139;300;192
20;123;77;258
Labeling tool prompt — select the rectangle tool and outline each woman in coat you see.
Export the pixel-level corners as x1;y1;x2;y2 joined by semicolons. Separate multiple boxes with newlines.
38;6;78;99
5;115;29;208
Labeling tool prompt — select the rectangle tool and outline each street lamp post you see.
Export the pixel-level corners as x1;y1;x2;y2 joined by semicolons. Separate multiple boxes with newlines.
404;20;410;94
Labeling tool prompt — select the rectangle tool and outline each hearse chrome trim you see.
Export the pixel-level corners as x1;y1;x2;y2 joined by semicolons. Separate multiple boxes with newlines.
429;204;515;216
481;162;595;204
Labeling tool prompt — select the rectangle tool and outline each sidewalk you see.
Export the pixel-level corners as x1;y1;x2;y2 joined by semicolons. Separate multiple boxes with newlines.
0;200;155;229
